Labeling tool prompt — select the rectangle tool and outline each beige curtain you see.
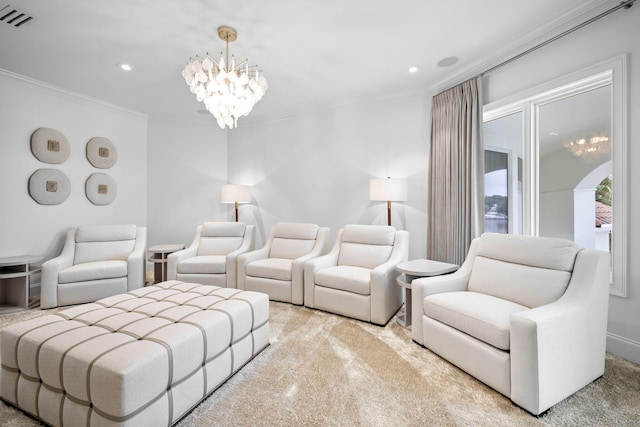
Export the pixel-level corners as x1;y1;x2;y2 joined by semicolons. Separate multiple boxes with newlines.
427;76;484;265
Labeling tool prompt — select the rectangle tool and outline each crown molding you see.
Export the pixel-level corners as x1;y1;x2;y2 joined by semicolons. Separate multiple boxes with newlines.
0;68;148;120
430;0;618;94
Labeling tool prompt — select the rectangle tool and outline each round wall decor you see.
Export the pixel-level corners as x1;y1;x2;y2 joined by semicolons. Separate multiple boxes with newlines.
85;173;117;205
86;137;117;168
30;128;70;164
28;168;70;205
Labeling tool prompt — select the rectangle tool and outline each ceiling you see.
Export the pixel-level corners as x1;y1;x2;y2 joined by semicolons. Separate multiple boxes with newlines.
0;0;611;125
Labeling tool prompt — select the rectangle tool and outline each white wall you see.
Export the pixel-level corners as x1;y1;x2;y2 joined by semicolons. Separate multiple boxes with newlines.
227;95;430;259
0;70;147;260
484;5;640;363
146;118;228;249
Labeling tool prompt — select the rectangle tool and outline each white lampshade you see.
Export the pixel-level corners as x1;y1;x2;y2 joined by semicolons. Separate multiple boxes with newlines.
369;178;407;202
221;184;252;204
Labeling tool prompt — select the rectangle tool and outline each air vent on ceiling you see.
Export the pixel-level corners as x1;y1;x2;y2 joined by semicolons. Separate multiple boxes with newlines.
0;5;35;28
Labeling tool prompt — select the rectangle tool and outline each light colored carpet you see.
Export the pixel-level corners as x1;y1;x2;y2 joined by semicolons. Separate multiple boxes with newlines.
1;302;639;426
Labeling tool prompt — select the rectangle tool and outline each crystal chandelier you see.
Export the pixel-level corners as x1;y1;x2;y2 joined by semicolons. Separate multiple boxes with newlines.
182;26;268;129
564;133;610;158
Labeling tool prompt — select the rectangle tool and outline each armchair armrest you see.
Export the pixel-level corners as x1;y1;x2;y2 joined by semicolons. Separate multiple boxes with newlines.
410;238;478;343
225;225;256;288
167;226;201;280
236;244;271;290
167;246;197;280
127;226;146;290
510;249;610;415
370;230;409;325
40;229;76;309
290;227;330;304
410;271;471;344
303;230;341;308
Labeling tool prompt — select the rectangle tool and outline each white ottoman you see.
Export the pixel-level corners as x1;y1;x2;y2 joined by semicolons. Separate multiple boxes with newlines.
0;280;270;426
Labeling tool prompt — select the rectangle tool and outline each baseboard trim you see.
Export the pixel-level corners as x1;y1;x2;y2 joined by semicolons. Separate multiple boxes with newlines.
607;332;640;364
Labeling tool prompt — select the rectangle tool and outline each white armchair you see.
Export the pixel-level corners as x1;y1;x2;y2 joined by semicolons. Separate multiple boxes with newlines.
304;224;409;325
411;233;610;415
40;224;146;309
237;223;330;305
167;222;255;287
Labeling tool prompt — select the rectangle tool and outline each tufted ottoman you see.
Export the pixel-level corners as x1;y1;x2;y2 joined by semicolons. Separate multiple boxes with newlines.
0;280;269;426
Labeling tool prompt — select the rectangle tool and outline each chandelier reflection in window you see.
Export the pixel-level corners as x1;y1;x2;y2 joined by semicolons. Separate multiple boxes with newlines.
564;133;610;159
182;26;268;129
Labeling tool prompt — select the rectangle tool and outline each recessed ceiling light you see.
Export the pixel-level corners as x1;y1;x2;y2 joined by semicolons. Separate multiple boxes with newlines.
408;66;421;73
437;56;459;68
117;63;133;71
549;132;559;136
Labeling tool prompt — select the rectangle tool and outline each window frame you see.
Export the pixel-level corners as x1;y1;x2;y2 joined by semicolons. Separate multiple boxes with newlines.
482;54;628;297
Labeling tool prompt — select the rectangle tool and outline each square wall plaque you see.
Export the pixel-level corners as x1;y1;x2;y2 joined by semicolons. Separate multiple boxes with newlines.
47;140;60;152
46;180;58;192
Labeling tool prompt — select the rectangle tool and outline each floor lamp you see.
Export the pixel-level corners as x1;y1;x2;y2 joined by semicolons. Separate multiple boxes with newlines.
370;177;407;226
221;184;251;222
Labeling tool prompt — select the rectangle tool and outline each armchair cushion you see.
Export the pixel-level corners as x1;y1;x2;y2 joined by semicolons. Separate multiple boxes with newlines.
201;221;247;237
246;258;292;281
468;257;571;308
269;223;320;260
270;239;316;260
75;223;137;242
337;225;395;269
197;222;247;256
58;260;128;284
272;222;320;240
74;224;137;265
424;291;528;350
315;266;371;295
177;256;226;274
474;232;580;271
341;224;396;245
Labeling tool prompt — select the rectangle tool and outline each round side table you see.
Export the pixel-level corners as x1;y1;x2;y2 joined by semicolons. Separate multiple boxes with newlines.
148;244;185;284
395;259;458;329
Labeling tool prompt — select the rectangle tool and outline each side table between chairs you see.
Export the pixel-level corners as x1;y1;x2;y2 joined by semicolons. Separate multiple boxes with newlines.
148;244;185;284
0;255;42;313
395;259;458;329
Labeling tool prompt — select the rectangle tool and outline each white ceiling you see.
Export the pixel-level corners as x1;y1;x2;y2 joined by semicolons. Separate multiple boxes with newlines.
0;0;611;125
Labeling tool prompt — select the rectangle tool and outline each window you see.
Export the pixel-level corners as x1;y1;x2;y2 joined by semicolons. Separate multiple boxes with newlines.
483;112;523;234
482;55;628;296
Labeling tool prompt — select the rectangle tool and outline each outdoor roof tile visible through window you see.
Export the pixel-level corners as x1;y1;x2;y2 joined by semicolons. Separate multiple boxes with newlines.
595;201;612;227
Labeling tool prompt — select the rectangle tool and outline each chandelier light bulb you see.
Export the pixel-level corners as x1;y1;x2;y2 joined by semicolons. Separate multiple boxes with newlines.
183;26;268;129
564;133;610;158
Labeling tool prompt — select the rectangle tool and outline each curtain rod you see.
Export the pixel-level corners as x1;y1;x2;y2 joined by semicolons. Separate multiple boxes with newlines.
481;0;635;76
